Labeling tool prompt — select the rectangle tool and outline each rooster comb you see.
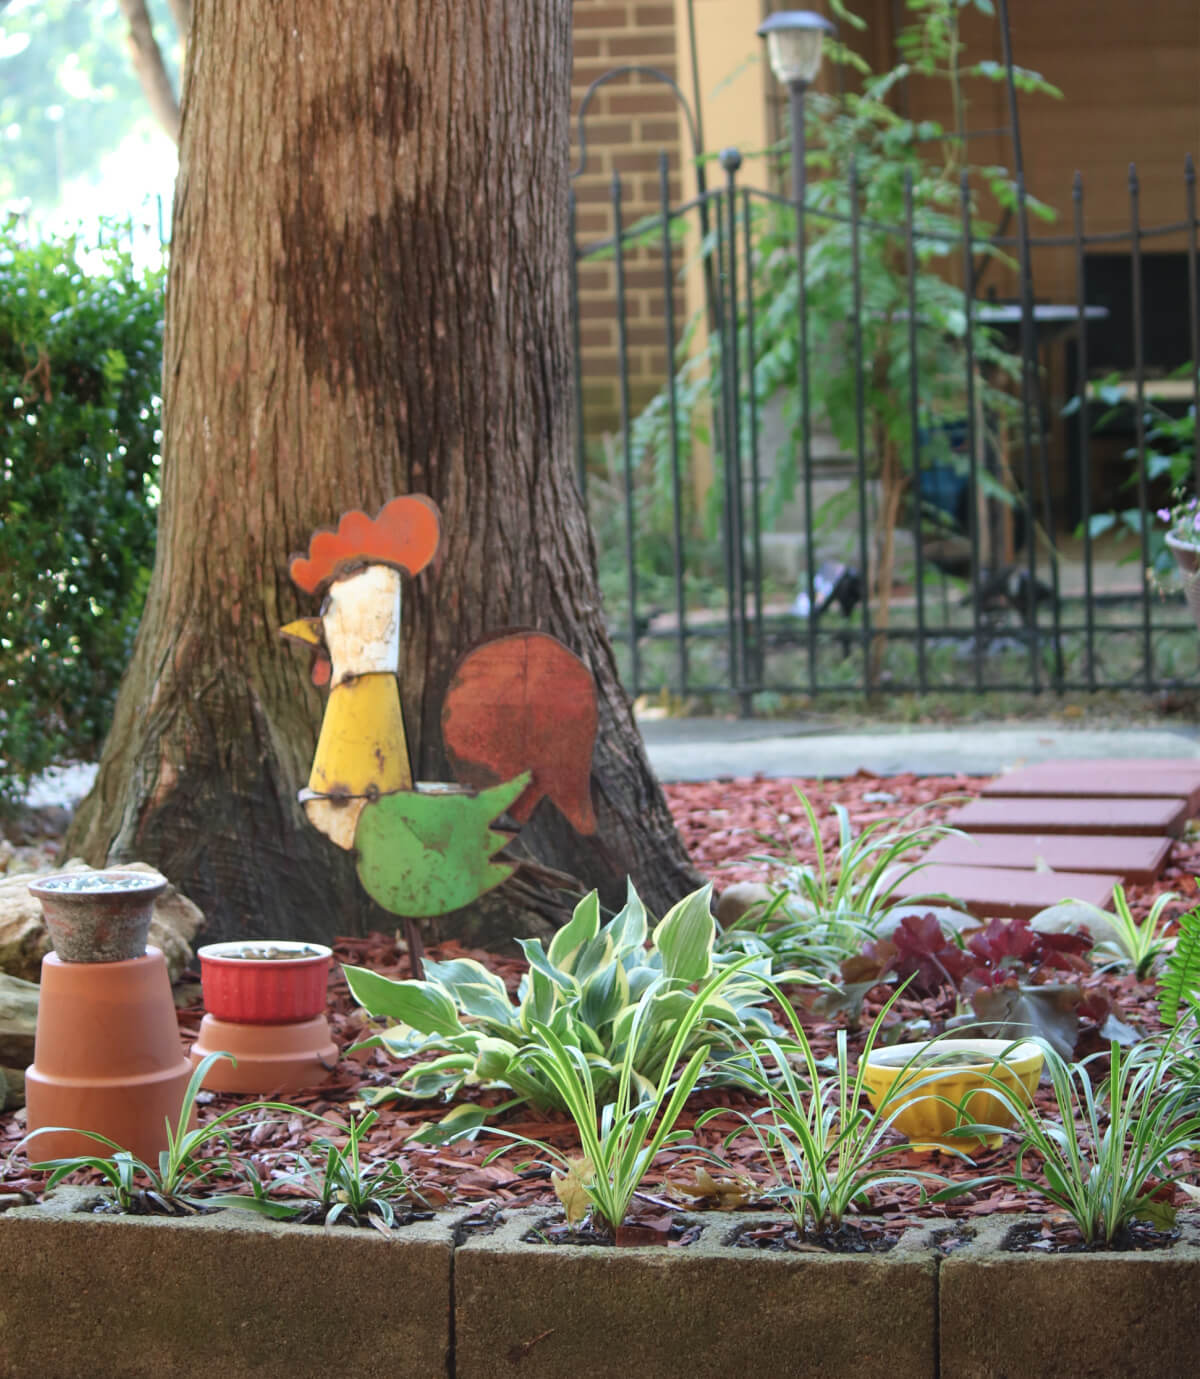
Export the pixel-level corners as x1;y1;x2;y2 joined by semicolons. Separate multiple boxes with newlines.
289;495;442;594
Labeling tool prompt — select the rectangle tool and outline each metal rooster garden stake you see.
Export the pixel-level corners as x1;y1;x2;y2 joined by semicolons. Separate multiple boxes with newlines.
281;495;598;977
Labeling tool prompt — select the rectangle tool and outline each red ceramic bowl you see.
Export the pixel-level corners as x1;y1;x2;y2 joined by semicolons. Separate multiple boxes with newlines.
197;941;332;1025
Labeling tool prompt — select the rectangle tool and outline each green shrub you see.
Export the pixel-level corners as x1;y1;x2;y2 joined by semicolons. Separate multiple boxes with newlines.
0;222;164;802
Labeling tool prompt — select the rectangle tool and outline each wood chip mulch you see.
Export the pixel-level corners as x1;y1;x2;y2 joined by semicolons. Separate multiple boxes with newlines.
2;770;1199;1243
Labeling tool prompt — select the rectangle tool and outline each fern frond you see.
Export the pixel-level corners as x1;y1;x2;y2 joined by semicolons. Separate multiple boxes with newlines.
1158;901;1200;1025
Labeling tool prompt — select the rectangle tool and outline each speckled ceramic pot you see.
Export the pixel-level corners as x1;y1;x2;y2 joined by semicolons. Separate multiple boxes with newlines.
28;870;167;964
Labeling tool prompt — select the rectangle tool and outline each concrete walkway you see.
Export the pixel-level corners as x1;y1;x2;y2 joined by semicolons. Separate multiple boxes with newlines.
638;717;1200;781
24;721;1200;807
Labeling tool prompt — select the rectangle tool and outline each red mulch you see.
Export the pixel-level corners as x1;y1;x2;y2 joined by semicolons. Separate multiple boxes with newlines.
3;770;1198;1233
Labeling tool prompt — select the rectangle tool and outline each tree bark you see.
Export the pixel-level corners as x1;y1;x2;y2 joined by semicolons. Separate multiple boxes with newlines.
117;0;181;144
66;0;700;947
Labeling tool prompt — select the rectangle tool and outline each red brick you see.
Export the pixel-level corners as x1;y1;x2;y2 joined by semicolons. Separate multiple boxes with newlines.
608;34;676;57
641;119;683;143
636;4;675;22
891;865;1118;922
607;91;680;115
983;760;1200;813
574;6;631;28
947;796;1188;839
920;832;1171;885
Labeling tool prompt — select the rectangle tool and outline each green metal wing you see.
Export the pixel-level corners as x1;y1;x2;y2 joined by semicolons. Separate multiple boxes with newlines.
354;773;530;918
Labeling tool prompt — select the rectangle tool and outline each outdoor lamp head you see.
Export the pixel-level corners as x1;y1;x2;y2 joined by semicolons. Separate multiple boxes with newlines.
757;11;836;87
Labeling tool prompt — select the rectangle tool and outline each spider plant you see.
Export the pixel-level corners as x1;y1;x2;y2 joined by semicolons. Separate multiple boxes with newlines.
20;1053;250;1214
478;956;759;1232
238;1109;430;1233
969;1033;1200;1246
718;789;964;977
1085;884;1177;979
696;982;976;1238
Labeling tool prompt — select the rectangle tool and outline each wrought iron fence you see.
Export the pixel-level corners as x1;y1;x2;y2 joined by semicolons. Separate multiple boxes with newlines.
570;115;1200;706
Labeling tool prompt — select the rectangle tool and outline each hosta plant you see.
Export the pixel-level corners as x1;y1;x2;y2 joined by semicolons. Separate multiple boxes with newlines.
344;882;786;1121
718;789;964;978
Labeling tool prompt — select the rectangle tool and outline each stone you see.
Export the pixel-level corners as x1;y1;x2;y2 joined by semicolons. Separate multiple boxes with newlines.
0;973;38;1069
875;904;980;940
0;860;203;984
1029;900;1124;948
1;1065;24;1109
0;1187;454;1379
714;881;775;927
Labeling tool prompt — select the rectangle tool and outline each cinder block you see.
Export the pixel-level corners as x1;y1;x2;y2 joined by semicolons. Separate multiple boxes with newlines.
454;1210;937;1379
0;1188;453;1379
940;1217;1200;1379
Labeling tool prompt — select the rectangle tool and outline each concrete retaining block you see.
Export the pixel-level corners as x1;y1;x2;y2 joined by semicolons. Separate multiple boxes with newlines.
939;1216;1200;1379
0;1188;454;1379
454;1210;938;1379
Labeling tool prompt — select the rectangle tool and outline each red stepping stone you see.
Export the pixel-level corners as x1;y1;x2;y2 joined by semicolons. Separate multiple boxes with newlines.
983;760;1200;814
921;832;1171;884
947;796;1188;838
893;864;1118;922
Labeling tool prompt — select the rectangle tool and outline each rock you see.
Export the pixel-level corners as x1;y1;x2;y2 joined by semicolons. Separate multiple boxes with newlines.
0;973;38;1070
0;860;204;984
715;882;775;928
1030;901;1116;948
875;904;980;941
1;1064;24;1109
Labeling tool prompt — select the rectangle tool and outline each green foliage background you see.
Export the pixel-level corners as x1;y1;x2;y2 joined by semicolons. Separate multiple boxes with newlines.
0;223;164;802
0;0;181;213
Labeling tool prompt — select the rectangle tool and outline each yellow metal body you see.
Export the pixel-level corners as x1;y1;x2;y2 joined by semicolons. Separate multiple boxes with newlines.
308;673;412;799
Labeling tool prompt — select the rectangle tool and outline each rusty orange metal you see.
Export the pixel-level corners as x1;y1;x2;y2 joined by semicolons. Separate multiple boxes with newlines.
289;494;441;594
441;631;598;835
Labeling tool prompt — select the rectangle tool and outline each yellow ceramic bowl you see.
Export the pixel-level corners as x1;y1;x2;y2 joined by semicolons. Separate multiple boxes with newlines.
860;1038;1044;1152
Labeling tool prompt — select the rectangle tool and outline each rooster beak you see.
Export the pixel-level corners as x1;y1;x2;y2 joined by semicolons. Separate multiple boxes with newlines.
280;617;323;647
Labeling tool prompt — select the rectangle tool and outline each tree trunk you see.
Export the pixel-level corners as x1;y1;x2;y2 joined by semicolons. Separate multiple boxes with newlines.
66;0;700;947
117;0;181;143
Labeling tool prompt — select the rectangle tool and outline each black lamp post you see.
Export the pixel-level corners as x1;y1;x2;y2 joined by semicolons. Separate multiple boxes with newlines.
756;10;836;212
757;10;835;681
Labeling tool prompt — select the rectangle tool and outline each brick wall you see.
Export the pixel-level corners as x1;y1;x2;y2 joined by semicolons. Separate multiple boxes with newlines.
571;0;686;439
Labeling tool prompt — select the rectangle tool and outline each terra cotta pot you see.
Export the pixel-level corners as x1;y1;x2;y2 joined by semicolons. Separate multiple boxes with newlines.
24;946;195;1162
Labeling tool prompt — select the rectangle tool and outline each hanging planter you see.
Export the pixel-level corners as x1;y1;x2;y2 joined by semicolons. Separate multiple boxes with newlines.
1165;531;1200;633
28;870;167;964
